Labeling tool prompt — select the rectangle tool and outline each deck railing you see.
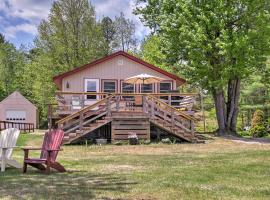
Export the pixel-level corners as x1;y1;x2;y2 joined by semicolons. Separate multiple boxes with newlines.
0;121;35;132
54;91;196;116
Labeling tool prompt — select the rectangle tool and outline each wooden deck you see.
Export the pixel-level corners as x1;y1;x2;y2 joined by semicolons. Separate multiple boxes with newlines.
48;92;201;144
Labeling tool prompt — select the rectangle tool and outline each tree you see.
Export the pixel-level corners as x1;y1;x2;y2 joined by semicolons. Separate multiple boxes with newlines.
0;34;26;99
37;0;107;70
101;17;116;54
113;12;137;51
140;35;170;71
136;0;270;135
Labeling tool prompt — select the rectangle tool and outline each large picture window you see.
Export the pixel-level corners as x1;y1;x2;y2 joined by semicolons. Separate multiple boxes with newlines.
102;80;117;93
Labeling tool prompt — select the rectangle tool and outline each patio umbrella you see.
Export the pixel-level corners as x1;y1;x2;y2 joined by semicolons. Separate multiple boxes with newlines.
124;73;164;85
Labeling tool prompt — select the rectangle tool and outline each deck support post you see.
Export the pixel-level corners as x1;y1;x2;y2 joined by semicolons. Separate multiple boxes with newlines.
79;112;83;131
171;110;174;127
106;98;111;117
151;99;155;119
168;95;172;106
116;95;120;111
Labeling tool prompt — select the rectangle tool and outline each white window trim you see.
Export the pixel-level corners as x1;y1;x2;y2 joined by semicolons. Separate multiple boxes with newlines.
84;79;100;100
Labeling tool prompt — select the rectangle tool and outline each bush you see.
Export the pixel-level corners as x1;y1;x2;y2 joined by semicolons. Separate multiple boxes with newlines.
251;110;264;127
249;110;268;137
249;125;268;138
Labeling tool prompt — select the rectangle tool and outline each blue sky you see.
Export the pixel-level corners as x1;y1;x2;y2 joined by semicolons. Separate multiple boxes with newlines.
0;0;149;48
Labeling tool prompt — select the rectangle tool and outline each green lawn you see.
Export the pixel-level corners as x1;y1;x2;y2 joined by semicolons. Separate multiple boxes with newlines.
1;132;270;200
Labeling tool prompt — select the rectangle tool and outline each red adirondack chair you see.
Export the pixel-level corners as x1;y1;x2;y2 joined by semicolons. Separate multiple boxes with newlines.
22;129;66;173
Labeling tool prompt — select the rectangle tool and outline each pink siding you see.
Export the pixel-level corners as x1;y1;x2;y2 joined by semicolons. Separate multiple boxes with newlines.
62;55;177;93
0;91;37;128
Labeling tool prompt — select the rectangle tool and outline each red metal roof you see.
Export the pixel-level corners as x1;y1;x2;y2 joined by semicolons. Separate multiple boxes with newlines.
53;51;186;89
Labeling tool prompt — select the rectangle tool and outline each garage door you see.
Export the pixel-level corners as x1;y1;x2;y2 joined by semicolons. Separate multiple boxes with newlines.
6;110;26;121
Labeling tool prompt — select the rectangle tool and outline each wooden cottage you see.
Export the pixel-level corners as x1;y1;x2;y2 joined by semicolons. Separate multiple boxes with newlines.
52;51;200;144
0;91;37;131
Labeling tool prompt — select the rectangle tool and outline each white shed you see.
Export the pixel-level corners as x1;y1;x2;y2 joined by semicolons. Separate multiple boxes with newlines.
0;91;38;128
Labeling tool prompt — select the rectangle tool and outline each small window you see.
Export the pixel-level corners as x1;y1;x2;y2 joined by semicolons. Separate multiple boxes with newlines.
160;82;172;93
103;81;116;93
141;84;153;93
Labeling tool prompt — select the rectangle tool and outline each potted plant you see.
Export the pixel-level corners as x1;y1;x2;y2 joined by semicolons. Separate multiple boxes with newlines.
128;132;138;145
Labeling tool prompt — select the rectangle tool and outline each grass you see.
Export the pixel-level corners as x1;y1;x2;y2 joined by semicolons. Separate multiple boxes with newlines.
1;132;270;199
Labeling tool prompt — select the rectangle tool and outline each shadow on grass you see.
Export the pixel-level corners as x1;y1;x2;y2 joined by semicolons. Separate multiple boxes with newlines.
0;168;137;199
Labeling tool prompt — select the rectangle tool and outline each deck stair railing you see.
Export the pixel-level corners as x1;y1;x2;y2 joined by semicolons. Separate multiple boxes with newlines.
143;95;199;143
55;93;201;144
56;95;116;144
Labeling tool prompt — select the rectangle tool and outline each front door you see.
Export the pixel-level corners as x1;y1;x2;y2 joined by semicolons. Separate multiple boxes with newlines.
84;79;99;104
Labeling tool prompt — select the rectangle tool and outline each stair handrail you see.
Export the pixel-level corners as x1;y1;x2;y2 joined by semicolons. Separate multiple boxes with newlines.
146;95;197;121
56;94;115;126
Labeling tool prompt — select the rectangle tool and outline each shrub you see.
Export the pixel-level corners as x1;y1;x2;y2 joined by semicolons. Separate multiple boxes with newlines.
249;125;268;138
249;110;268;137
251;110;264;127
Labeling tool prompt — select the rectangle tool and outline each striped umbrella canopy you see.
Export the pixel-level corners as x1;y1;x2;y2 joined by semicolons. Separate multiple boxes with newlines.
124;73;164;84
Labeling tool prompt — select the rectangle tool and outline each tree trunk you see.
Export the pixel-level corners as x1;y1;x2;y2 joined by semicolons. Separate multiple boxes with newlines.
226;78;241;133
212;77;241;135
213;89;227;135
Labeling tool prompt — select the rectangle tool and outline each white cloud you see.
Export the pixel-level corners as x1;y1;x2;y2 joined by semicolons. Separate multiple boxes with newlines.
4;23;37;38
6;0;52;24
0;0;149;46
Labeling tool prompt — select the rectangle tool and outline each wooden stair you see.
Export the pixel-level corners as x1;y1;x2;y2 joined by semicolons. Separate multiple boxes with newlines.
57;95;115;144
62;118;111;144
145;95;203;143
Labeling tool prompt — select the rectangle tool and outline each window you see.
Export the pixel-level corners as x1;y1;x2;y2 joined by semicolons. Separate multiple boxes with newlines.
159;82;172;93
122;82;134;93
102;80;117;93
159;82;172;101
85;79;99;100
121;82;135;99
141;84;153;93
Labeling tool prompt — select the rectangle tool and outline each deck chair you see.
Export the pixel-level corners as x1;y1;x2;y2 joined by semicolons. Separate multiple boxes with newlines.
0;128;21;172
22;129;66;174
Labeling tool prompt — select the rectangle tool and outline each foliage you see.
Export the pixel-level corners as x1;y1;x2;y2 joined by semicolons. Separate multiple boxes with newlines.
139;35;171;72
0;0;138;127
37;0;107;69
251;110;265;127
113;12;137;51
249;110;268;137
101;17;116;54
136;0;270;134
249;125;268;138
